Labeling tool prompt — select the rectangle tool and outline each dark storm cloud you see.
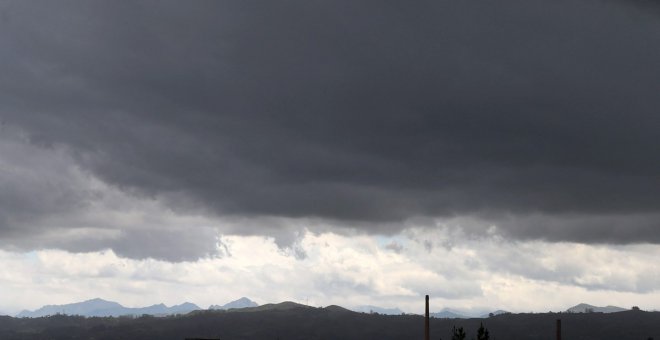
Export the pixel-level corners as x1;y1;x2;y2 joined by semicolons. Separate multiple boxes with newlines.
0;127;222;261
1;0;659;246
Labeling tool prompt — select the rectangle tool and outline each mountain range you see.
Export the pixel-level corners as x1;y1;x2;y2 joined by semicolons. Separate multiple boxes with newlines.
15;298;629;319
4;302;657;340
16;298;201;318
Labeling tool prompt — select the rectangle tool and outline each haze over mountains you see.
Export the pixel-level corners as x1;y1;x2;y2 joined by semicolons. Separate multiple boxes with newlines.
349;305;403;315
14;298;629;319
16;298;202;318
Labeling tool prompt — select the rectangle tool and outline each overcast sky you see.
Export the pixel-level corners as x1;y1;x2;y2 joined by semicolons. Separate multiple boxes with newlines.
1;0;660;315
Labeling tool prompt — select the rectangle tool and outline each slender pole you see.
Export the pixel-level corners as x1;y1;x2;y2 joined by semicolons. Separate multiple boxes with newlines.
425;295;430;340
556;319;561;340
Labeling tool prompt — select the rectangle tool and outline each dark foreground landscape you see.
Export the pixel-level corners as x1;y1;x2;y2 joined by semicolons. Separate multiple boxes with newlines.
1;303;658;340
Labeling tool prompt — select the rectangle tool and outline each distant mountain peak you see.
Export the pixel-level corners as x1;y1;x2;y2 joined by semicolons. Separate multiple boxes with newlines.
566;303;626;313
209;297;258;310
179;302;197;307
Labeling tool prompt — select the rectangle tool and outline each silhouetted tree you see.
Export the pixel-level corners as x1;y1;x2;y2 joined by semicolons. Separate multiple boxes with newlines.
476;322;489;340
451;326;466;340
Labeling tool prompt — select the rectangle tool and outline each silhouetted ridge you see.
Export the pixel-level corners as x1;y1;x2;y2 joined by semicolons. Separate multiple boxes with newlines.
323;305;354;313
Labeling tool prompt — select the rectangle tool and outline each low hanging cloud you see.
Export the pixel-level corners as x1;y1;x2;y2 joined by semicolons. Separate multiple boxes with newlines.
0;0;659;260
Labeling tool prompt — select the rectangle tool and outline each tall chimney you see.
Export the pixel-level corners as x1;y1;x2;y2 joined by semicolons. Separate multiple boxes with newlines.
425;295;430;340
556;319;561;340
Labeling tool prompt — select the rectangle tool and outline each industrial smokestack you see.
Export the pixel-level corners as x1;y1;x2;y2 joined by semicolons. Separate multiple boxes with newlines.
425;295;430;340
556;319;561;340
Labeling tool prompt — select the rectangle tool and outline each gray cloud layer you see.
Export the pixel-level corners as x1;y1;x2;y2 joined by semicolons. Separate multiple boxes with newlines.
1;0;659;256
